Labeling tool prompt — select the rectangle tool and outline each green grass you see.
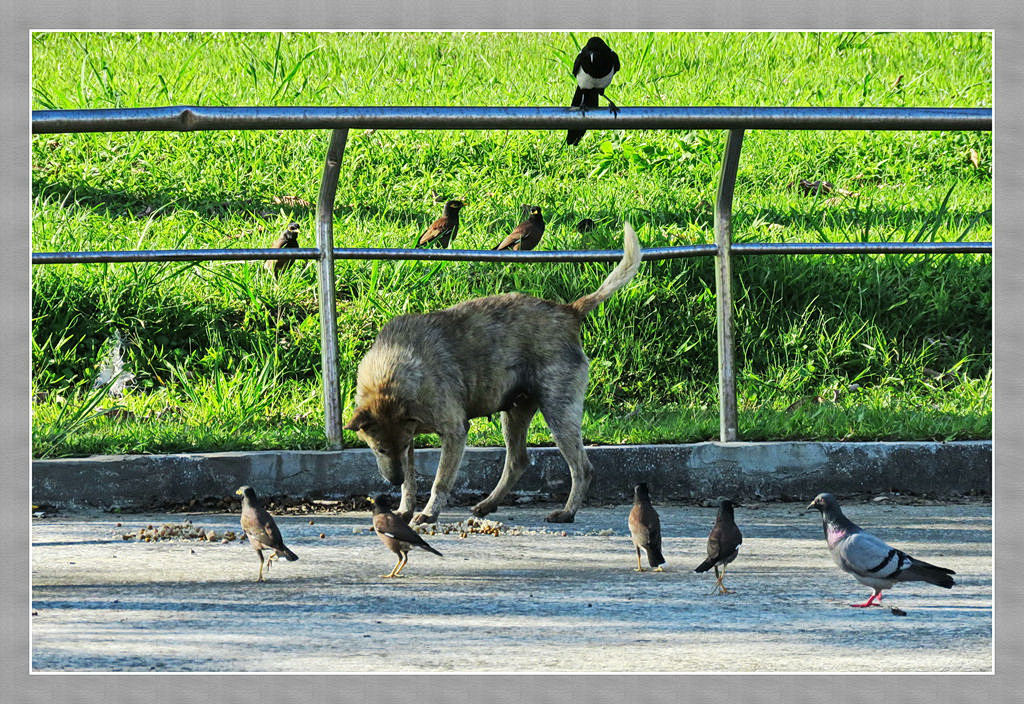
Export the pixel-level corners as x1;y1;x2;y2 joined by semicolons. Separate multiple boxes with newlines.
30;31;992;458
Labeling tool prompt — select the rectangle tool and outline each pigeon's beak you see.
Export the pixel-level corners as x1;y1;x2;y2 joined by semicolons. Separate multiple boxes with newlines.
804;502;818;512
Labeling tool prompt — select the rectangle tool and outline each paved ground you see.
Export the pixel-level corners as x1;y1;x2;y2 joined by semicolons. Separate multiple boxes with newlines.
31;500;992;672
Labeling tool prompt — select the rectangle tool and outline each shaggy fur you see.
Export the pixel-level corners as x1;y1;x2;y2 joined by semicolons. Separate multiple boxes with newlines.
346;224;642;524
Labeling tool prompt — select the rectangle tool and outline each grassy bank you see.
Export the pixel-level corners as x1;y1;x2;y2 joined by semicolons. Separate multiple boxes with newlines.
31;32;992;457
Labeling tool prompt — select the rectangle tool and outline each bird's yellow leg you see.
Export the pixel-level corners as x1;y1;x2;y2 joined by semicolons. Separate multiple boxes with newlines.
393;553;409;578
718;565;734;595
634;548;646;572
653;565;665;572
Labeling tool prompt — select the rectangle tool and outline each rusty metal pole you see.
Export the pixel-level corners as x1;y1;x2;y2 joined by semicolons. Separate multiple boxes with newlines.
316;128;349;448
714;129;744;442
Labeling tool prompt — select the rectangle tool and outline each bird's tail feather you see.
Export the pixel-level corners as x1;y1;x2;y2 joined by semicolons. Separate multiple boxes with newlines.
903;558;955;587
694;557;716;573
420;543;443;557
649;548;666;567
282;548;299;561
571;223;642;315
567;89;600;145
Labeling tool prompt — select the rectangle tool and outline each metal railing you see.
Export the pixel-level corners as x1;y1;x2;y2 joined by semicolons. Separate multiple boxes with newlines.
31;105;993;447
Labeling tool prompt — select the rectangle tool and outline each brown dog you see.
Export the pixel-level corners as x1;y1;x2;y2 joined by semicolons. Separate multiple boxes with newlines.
345;223;642;524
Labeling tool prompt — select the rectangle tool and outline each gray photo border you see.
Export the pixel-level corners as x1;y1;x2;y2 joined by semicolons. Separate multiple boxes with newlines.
7;1;1021;702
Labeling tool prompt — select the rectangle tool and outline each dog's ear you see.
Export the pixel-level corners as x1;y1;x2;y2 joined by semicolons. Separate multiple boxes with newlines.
344;408;374;431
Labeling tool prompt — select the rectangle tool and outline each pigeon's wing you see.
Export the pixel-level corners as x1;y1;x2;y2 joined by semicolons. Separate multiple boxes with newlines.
836;530;906;579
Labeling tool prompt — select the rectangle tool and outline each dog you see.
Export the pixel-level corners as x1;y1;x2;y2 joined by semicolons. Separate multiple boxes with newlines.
345;223;642;524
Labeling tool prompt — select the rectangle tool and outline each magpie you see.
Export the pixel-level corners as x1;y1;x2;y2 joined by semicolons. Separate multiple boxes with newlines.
567;36;621;146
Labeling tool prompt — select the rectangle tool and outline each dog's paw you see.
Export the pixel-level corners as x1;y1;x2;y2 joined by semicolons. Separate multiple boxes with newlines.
412;512;438;525
544;509;576;523
471;501;496;517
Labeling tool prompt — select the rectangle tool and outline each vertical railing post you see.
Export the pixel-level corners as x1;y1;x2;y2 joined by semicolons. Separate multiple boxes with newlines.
714;129;744;442
316;128;349;448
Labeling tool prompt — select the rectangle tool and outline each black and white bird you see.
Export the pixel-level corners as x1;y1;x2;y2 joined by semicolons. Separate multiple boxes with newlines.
370;494;442;578
694;498;743;595
566;36;621;146
806;492;956;607
627;482;666;572
236;485;298;582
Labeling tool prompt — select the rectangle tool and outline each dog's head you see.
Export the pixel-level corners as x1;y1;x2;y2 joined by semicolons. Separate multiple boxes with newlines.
344;397;421;486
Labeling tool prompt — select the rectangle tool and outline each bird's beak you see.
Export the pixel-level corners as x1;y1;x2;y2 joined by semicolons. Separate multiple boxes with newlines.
804;502;818;512
235;489;243;496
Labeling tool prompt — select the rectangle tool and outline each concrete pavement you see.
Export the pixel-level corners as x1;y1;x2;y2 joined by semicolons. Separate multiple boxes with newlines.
31;500;992;672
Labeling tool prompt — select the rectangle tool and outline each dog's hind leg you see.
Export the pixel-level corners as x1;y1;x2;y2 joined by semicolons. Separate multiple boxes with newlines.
413;425;468;524
540;390;592;524
396;444;417;522
472;402;539;517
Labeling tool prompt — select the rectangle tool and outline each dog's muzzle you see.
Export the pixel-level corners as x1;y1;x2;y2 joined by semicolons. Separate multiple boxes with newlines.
375;454;405;486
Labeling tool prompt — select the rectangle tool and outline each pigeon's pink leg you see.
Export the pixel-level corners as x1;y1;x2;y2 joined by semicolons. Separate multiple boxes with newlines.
850;590;883;608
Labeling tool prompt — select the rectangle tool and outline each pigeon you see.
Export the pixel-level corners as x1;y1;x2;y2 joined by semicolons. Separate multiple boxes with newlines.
694;498;743;595
264;221;301;277
627;482;665;572
566;36;621;146
235;486;298;582
418;200;463;248
806;492;955;607
370;493;442;578
493;206;545;251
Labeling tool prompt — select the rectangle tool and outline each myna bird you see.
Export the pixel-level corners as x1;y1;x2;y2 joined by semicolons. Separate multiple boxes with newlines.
493;206;545;251
695;498;743;595
264;221;301;277
236;486;298;582
806;492;955;607
566;36;621;146
576;218;596;234
417;200;464;248
370;493;442;578
628;482;665;572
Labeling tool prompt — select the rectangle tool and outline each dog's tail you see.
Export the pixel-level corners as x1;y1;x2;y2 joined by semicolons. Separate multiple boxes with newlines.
570;222;642;316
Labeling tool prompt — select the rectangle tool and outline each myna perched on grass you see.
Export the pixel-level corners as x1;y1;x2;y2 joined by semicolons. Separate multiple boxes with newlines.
493;206;545;251
695;498;743;595
418;200;464;248
236;486;298;582
370;493;442;578
566;36;621;146
628;482;666;572
807;492;955;607
264;221;301;277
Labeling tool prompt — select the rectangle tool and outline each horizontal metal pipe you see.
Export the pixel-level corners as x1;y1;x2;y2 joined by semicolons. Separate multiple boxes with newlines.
731;241;993;255
32;106;992;134
31;241;991;265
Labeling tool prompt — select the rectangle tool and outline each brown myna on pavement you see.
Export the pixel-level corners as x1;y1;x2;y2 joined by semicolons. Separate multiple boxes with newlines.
493;206;545;251
236;485;298;582
566;36;621;146
695;498;743;595
628;482;666;572
370;493;442;578
264;221;301;277
417;200;464;248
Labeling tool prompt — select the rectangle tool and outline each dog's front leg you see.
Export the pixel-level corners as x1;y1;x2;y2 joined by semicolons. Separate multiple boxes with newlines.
413;426;467;524
396;444;417;522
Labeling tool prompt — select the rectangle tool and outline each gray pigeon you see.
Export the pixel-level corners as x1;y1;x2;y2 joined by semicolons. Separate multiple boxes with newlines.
694;498;743;595
806;492;955;607
627;483;665;572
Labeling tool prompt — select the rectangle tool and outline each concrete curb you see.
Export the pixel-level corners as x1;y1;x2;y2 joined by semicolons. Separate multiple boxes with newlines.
32;441;992;509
